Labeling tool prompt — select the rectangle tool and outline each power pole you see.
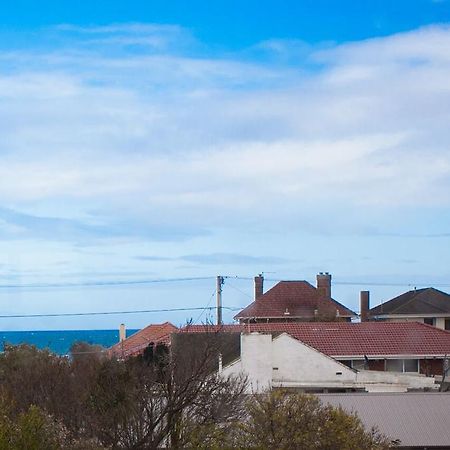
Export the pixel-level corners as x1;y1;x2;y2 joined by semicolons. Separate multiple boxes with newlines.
216;275;224;325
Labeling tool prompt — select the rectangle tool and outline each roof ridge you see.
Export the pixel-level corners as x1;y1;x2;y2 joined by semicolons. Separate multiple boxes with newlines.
414;296;450;314
388;289;421;314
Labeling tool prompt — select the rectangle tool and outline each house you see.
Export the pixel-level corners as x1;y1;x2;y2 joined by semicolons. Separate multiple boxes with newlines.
234;273;356;323
181;322;450;393
109;322;177;358
360;287;450;330
318;392;450;449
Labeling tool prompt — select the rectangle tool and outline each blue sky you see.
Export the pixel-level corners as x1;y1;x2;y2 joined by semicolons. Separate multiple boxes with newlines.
1;0;450;330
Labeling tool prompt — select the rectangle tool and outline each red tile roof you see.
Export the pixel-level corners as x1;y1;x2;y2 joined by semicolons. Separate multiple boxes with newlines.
234;281;356;320
180;322;450;357
109;322;178;358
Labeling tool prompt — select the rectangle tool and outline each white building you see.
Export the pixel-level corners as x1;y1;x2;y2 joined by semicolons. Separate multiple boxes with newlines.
221;332;437;393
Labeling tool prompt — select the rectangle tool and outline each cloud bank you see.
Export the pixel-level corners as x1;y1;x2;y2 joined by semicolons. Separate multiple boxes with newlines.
1;24;450;242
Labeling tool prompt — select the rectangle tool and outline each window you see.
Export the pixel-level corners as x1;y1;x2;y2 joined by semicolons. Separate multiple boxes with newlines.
386;359;403;372
351;360;366;370
424;318;435;326
386;359;418;373
445;319;450;331
339;360;352;368
404;359;419;372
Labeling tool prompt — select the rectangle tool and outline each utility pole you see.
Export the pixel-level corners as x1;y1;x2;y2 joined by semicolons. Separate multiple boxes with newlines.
216;275;224;325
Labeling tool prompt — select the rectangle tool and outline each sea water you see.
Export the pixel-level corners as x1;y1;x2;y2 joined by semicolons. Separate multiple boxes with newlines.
0;329;139;355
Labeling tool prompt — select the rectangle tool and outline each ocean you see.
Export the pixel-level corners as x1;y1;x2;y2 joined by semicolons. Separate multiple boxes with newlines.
0;329;139;355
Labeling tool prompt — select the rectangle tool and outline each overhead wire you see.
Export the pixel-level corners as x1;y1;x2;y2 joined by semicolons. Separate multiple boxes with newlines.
224;280;253;299
0;276;215;290
0;273;448;321
231;276;450;288
0;305;242;320
0;274;448;290
192;289;217;325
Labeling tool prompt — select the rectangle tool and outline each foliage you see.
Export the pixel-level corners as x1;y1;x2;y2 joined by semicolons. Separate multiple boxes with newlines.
0;395;99;450
236;390;396;450
0;337;247;449
0;343;395;449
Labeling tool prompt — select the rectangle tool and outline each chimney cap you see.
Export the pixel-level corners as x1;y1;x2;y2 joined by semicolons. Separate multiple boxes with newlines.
317;272;331;278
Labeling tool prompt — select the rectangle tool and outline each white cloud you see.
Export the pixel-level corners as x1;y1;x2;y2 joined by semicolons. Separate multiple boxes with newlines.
1;24;450;235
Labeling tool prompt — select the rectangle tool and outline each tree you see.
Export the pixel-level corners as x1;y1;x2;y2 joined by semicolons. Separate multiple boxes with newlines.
0;344;74;420
86;335;247;449
0;338;246;449
0;395;99;450
236;390;396;450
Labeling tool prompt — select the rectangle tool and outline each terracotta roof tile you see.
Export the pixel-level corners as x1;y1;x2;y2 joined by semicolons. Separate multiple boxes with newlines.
180;322;450;357
109;322;178;358
234;281;356;320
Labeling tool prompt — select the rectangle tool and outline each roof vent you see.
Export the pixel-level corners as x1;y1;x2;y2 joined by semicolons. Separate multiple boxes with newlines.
284;308;290;316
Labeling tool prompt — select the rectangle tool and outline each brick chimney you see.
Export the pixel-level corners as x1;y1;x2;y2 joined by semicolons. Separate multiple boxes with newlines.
254;274;264;300
316;272;332;298
316;272;335;317
360;291;370;322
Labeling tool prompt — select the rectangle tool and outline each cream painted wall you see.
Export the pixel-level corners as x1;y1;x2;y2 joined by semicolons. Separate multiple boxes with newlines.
271;333;356;385
221;332;438;393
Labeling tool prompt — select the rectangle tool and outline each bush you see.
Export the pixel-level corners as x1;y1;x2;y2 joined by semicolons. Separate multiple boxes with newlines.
236;390;395;450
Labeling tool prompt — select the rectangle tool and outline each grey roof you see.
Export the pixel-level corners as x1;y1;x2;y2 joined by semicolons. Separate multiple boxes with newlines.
370;287;450;316
318;392;450;448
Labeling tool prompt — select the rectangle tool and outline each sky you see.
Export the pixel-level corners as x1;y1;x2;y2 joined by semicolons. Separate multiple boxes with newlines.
1;0;450;330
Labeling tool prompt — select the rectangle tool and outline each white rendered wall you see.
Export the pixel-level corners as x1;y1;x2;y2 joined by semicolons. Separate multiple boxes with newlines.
240;333;273;393
220;332;438;393
356;370;436;392
271;334;356;385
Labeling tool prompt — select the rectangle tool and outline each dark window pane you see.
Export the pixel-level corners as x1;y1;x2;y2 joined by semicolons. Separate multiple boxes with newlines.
386;359;403;372
404;359;418;372
352;360;366;370
339;360;352;368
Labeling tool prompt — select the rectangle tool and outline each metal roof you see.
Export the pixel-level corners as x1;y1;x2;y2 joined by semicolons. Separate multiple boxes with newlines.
318;392;450;448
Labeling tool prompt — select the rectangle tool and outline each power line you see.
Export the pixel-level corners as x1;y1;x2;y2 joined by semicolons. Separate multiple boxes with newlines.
0;276;215;290
225;280;253;299
0;274;448;290
231;276;450;288
333;281;450;287
0;305;242;320
192;289;217;325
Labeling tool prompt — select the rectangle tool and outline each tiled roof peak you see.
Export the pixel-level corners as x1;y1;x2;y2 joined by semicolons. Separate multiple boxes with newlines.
234;280;355;320
109;322;178;358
